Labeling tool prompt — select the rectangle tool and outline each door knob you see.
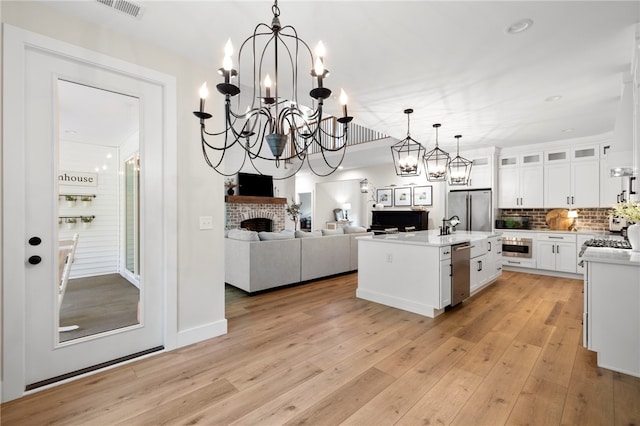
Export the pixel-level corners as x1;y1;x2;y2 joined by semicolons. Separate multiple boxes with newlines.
28;236;42;246
28;255;42;265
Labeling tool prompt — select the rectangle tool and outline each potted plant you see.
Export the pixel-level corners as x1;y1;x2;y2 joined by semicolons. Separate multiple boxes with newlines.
65;217;77;229
81;195;93;207
612;201;640;251
65;195;77;207
81;216;94;228
286;198;301;230
225;178;239;196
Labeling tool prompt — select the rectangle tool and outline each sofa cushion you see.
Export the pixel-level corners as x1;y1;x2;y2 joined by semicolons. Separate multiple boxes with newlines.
295;230;322;238
321;228;345;236
343;225;367;234
227;228;260;241
258;231;295;241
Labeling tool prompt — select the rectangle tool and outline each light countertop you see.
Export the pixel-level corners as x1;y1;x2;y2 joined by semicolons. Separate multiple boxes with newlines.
582;247;640;266
358;230;498;247
496;229;612;236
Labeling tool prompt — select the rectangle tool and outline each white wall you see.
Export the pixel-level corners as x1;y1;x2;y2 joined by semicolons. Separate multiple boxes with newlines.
1;1;225;346
59;141;120;278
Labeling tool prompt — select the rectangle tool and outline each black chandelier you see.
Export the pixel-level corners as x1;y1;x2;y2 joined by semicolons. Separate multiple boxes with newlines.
390;109;425;177
447;135;473;186
423;123;451;182
193;0;353;178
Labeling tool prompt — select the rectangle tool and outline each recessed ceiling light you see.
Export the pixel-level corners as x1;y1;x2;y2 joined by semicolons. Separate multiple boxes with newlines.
545;95;562;102
505;18;534;35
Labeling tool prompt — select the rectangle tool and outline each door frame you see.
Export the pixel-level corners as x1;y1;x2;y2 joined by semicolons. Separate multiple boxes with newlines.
2;24;178;402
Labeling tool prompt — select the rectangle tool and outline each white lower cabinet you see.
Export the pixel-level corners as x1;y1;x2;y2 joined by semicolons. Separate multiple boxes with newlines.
470;238;488;292
439;246;452;308
487;235;503;281
536;233;577;274
470;253;490;292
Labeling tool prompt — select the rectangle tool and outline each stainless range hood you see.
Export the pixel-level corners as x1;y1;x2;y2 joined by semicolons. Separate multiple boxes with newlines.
611;167;634;177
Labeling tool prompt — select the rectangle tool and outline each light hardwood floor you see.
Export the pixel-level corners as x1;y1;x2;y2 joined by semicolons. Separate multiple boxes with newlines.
2;270;640;425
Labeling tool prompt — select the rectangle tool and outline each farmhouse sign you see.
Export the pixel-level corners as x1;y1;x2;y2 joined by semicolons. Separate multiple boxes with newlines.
58;171;98;187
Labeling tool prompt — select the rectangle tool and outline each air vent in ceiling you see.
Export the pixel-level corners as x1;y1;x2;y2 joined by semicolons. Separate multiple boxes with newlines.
96;0;143;19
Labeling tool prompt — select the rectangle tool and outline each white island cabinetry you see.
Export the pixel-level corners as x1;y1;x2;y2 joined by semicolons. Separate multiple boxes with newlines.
583;248;640;378
470;239;489;293
357;231;499;318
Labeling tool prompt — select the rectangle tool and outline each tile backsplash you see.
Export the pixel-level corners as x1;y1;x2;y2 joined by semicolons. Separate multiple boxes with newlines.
499;208;612;233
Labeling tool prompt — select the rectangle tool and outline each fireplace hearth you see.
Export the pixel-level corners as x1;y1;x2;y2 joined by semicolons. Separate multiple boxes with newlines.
240;218;273;232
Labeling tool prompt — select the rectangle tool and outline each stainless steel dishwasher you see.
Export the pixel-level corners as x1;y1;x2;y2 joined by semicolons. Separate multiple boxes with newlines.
451;243;472;306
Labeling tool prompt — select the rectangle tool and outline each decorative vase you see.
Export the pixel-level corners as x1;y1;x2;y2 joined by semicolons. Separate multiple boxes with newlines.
227;188;235;196
627;223;640;252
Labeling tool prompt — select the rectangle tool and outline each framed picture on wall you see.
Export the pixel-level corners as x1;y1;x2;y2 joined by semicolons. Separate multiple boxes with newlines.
413;185;433;206
394;187;411;207
376;188;393;207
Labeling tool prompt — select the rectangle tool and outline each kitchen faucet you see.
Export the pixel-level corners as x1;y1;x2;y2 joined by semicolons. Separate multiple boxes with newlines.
440;215;461;235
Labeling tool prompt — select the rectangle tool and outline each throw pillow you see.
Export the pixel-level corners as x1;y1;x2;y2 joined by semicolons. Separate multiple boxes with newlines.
321;228;345;236
343;225;367;234
258;231;295;241
295;230;322;238
227;228;260;241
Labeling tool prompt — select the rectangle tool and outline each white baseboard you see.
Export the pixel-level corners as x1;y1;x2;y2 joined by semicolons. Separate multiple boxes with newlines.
175;319;228;349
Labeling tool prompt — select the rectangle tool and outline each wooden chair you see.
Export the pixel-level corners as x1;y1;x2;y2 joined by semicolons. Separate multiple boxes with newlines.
58;234;79;332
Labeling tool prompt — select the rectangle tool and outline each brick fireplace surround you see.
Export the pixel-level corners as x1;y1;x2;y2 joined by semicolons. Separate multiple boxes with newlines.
225;195;287;231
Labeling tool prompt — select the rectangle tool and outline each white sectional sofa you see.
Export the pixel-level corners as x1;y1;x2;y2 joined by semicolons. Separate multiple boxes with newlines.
225;228;373;293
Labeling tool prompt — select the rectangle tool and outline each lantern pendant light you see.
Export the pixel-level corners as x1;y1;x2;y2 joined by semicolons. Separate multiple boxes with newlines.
447;135;473;186
390;109;426;177
423;123;451;182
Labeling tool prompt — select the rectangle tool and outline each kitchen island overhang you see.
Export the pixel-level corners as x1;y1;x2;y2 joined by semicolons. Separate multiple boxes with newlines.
356;230;502;318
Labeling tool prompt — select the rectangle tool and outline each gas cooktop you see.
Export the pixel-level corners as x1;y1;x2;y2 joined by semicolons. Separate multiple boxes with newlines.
583;238;632;249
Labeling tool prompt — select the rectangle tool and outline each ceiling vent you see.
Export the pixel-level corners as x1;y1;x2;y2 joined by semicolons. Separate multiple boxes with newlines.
96;0;143;19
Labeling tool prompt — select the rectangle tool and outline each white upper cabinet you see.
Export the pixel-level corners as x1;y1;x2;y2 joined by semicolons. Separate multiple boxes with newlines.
498;152;543;208
467;156;492;189
543;144;599;208
449;149;494;190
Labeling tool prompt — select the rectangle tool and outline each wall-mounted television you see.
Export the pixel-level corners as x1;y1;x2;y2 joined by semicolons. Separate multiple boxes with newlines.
238;172;274;197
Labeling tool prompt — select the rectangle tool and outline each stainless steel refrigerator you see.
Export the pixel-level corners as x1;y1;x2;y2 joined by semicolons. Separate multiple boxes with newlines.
447;189;492;232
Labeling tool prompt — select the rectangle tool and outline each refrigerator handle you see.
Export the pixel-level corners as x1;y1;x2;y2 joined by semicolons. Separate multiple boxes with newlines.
467;194;472;232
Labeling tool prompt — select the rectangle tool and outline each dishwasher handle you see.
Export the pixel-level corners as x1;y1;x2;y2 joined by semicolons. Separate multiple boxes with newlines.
453;244;473;251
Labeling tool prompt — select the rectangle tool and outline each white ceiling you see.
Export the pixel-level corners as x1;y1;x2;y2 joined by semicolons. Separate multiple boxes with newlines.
58;80;139;147
46;1;639;165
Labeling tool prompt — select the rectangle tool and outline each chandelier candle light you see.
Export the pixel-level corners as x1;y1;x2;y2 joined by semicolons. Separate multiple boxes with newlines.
447;135;473;186
423;123;451;182
193;0;353;178
390;109;426;177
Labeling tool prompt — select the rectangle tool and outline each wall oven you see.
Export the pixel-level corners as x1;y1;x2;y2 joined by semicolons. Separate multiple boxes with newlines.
502;236;533;258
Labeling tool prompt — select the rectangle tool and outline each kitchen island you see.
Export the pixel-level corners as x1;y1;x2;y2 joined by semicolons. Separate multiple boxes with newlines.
582;247;640;378
356;230;502;318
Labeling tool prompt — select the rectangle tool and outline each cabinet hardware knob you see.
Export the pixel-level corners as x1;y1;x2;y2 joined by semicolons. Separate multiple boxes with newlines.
28;255;42;265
